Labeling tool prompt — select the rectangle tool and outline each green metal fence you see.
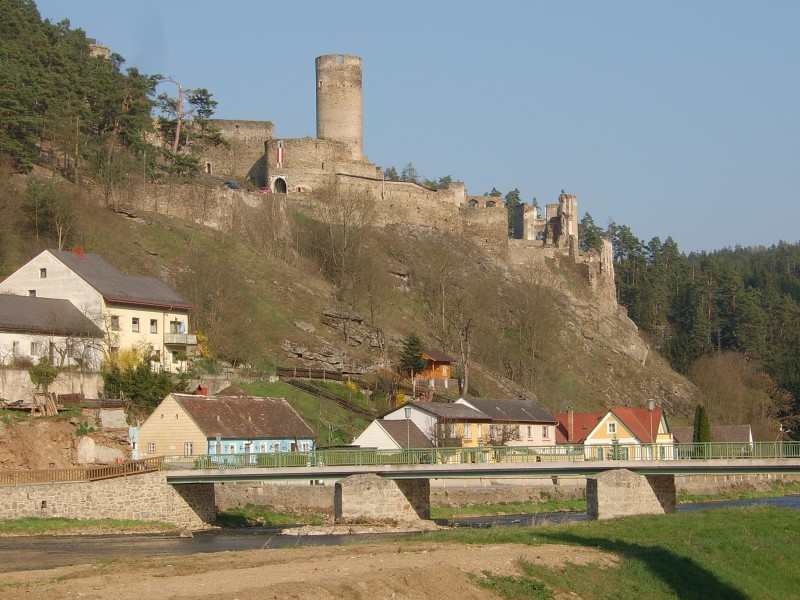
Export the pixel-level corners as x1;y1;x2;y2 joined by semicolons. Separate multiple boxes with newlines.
161;441;800;471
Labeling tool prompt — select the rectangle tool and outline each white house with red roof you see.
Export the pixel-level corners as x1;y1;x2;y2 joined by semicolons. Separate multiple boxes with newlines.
554;405;674;460
0;248;197;372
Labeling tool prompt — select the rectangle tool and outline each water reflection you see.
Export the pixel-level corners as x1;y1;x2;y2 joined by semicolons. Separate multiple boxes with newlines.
0;495;796;573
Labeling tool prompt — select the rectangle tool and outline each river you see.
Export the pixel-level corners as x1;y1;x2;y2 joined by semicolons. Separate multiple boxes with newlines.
1;495;797;573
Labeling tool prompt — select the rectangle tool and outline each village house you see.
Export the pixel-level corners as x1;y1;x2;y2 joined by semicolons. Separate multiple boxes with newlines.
671;424;755;445
351;419;432;450
372;397;557;449
456;398;558;447
0;294;104;369
554;404;674;460
0;248;197;372
380;401;489;448
135;393;315;459
414;350;458;391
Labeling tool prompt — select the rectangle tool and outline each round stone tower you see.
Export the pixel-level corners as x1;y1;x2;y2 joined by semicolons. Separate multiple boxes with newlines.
315;54;363;160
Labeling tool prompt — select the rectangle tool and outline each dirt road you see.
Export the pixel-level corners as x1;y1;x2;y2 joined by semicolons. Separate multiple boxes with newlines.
0;541;615;599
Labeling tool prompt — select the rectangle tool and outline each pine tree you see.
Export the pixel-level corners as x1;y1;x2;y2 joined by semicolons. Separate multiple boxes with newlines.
693;404;712;442
399;333;426;376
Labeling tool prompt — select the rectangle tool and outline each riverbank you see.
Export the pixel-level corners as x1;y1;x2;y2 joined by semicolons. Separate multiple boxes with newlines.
0;507;796;599
1;479;798;537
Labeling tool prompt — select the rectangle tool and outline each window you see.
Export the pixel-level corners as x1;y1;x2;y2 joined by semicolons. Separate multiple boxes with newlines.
184;442;193;455
28;290;36;297
463;424;472;439
11;341;19;355
272;442;280;453
132;317;140;332
227;444;236;454
171;350;179;363
486;200;496;208
39;268;47;279
302;442;310;451
527;425;533;439
259;443;267;453
542;425;550;439
148;441;156;454
150;319;158;333
110;316;120;331
30;341;42;356
607;422;617;435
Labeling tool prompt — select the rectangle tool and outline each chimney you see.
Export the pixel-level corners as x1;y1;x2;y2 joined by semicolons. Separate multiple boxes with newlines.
195;384;208;396
568;408;574;443
71;247;85;260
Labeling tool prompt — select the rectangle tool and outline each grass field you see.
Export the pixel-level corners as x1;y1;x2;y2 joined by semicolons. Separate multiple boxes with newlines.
418;506;800;600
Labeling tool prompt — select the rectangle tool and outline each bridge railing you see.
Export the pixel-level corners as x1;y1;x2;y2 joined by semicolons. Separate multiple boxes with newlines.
162;441;800;471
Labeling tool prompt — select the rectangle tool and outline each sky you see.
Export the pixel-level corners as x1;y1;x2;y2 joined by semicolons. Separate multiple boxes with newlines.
34;0;800;253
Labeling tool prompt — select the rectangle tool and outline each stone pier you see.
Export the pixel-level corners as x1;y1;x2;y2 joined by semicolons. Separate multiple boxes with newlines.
587;469;676;520
334;473;430;524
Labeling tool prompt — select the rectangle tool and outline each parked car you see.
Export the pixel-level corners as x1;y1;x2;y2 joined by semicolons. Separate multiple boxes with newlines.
222;181;241;189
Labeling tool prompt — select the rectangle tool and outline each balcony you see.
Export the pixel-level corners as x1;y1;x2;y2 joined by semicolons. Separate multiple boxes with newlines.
164;333;198;346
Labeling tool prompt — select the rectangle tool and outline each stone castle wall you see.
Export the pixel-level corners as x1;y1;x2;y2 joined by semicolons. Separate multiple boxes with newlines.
202;119;273;184
0;472;214;530
462;204;509;256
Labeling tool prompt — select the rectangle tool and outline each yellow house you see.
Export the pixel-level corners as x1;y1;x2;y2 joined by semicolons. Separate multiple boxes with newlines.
137;393;315;459
555;406;674;460
456;398;558;447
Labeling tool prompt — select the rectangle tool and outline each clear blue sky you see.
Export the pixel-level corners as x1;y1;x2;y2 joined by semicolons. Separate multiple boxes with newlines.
35;0;799;253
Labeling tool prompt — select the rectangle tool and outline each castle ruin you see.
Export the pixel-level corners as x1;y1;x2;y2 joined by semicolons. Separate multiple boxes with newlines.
200;54;614;301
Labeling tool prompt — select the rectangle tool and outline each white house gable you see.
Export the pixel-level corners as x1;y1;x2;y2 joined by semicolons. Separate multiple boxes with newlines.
0;251;103;317
352;421;400;450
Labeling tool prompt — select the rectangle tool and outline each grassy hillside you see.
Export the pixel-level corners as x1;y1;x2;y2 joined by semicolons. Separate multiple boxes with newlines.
0;169;702;430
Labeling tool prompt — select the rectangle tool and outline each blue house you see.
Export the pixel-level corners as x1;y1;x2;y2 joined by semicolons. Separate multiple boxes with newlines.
137;393;315;458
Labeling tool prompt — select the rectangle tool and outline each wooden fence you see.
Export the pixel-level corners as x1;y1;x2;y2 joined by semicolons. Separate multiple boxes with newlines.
0;457;163;486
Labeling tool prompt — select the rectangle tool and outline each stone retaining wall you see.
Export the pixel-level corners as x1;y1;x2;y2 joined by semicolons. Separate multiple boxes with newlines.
0;472;213;530
215;481;335;515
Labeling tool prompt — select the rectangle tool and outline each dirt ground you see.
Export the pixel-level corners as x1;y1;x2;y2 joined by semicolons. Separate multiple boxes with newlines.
0;419;129;470
0;541;616;599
